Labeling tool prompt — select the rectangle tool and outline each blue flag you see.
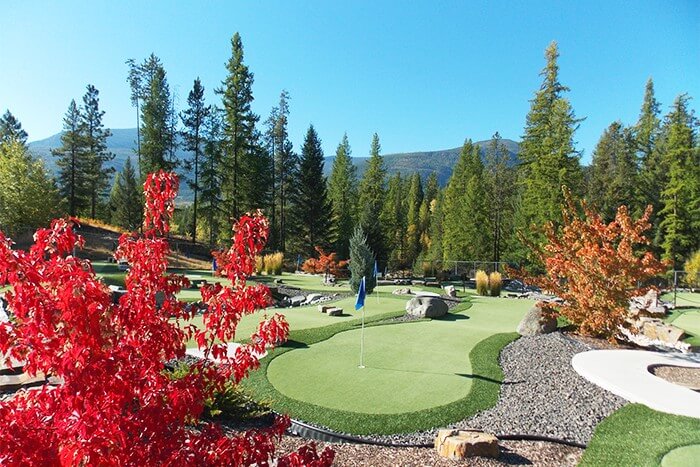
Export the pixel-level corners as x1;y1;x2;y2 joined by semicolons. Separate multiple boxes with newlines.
355;276;366;310
373;260;379;278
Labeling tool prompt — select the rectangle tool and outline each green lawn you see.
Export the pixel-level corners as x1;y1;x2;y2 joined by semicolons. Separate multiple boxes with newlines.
580;404;700;467
243;295;531;434
663;292;700;347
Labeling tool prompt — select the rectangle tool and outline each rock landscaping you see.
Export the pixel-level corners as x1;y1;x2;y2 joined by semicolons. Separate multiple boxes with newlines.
405;296;448;318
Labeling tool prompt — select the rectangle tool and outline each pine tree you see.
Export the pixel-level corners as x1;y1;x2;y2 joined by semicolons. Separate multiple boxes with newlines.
126;59;143;174
290;125;332;256
404;173;423;267
0;110;28;146
634;78;665;245
484;132;517;262
417;173;439;264
442;140;490;262
140;54;176;175
52;100;89;216
180;78;211;243
426;190;445;270
269;91;296;252
381;172;408;270
587;122;638;222
358;133;387;267
515;42;584;264
328;133;358;259
217;32;260;229
0;140;63;235
199;112;226;246
349;226;376;294
80;85;114;219
109;157;142;231
659;94;700;268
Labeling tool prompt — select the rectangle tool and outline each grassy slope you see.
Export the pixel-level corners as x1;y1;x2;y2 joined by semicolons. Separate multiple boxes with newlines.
580;404;700;467
243;296;530;434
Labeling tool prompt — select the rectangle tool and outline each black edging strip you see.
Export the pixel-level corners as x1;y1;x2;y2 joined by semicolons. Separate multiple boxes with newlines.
287;416;587;450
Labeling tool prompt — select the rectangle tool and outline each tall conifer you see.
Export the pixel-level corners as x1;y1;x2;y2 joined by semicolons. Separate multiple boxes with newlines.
358;133;387;267
328;134;358;259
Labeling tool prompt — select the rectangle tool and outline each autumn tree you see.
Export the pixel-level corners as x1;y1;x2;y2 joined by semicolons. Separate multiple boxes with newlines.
0;171;333;465
520;190;666;339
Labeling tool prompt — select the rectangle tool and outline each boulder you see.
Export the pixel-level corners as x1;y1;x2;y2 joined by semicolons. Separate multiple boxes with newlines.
642;321;685;344
444;285;457;298
405;297;448;318
289;295;306;307
305;293;323;304
327;307;343;316
516;305;557;336
435;429;499;460
392;287;412;295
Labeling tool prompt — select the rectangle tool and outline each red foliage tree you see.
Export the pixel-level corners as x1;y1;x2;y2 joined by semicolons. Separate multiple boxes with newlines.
518;191;667;339
301;247;348;277
0;171;333;466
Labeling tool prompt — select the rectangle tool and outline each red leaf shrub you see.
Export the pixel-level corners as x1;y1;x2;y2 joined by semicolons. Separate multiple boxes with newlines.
0;171;333;466
517;190;667;339
301;247;348;277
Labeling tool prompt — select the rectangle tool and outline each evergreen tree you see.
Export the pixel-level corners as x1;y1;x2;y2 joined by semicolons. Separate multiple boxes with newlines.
659;94;700;268
199;112;226;246
404;172;423;267
348;226;376;294
180;78;211;243
515;42;584;264
270;92;296;252
634;78;665;244
484;132;517;262
80;84;114;219
425;190;445;271
217;32;260;229
140;54;176;174
290;125;332;256
126;59;143;175
0;140;63;235
358;133;387;267
442;140;490;261
587;122;638;222
0;110;28;146
381;172;408;270
328;133;358;259
52;100;89;216
109;157;142;231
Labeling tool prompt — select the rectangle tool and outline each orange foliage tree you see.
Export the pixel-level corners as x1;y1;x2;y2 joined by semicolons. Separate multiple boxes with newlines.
519;191;666;339
301;247;348;277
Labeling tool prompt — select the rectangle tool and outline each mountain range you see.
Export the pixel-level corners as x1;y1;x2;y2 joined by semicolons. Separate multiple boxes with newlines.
28;128;520;201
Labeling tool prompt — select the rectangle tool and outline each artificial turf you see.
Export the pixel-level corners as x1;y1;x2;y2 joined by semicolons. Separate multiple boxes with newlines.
580;404;700;467
242;296;531;434
663;292;700;347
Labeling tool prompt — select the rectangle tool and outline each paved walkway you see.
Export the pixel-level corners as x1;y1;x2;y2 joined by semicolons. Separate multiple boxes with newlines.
572;350;700;419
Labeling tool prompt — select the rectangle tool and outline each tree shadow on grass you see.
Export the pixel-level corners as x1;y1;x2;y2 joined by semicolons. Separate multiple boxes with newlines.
454;373;524;385
280;340;309;349
434;313;470;322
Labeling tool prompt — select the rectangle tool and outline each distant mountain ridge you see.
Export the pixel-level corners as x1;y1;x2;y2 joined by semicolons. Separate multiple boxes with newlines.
28;128;520;201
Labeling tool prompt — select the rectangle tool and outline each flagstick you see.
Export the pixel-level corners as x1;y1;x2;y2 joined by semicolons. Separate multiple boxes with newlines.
359;305;366;368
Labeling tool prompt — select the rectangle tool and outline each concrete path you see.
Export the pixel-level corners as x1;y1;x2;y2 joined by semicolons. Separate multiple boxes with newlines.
186;342;267;362
572;349;700;419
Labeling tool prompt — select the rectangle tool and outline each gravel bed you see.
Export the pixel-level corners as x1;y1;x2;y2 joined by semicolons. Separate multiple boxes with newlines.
277;436;582;466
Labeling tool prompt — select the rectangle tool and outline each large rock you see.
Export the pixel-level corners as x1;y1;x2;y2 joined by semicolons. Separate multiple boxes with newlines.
517;305;557;336
444;285;457;298
435;429;499;460
392;287;412;296
405;297;448;318
642;321;685;344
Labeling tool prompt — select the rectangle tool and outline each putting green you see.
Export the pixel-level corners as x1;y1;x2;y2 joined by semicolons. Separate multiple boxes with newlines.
661;444;700;467
266;296;531;414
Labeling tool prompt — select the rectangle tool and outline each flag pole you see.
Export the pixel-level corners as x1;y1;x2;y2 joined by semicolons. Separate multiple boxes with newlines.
359;305;365;368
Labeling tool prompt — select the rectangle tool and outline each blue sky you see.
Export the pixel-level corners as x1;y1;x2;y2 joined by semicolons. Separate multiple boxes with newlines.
1;1;698;163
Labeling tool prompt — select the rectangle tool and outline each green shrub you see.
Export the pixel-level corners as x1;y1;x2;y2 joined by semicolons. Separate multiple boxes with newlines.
475;270;489;296
488;271;502;297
